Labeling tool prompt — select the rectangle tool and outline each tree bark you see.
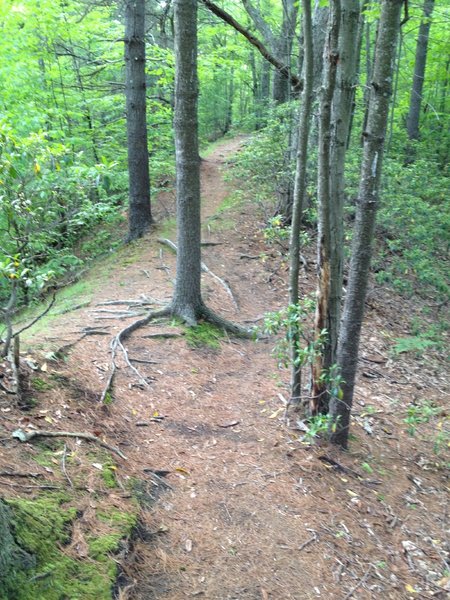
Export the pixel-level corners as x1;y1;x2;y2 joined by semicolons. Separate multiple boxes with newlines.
331;0;403;448
312;0;329;95
327;0;361;370
125;0;153;242
272;0;299;104
288;0;314;405
311;0;340;415
172;0;203;324
406;0;435;141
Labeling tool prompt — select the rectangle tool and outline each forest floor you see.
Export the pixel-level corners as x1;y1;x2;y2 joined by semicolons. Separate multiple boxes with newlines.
1;136;449;600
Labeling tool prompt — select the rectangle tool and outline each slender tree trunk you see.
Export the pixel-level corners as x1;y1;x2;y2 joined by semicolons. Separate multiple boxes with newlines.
331;0;403;448
361;17;374;144
172;0;203;325
288;0;314;405
124;0;153;242
311;0;340;415
272;0;298;104
406;0;435;141
312;0;329;94
327;0;361;370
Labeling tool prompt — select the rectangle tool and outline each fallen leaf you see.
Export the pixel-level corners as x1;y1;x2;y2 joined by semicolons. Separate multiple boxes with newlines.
92;463;103;470
404;583;417;593
346;489;358;498
268;407;283;419
175;467;190;476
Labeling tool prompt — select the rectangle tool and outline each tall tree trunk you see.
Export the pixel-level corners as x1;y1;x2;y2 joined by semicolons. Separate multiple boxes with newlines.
330;0;403;448
172;0;203;325
311;0;340;415
125;0;153;242
406;0;435;141
327;0;361;370
272;0;298;104
312;0;329;94
288;0;314;405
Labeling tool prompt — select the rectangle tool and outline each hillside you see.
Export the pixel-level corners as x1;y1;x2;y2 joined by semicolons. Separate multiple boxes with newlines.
0;137;448;600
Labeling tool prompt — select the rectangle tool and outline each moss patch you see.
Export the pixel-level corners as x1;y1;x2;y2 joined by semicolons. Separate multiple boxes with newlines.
185;322;224;349
0;494;137;600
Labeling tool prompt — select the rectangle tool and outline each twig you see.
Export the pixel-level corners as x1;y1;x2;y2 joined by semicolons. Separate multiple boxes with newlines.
344;565;372;599
141;332;183;339
200;241;222;246
96;299;156;307
129;357;160;364
12;428;128;460
61;444;74;488
298;532;318;552
13;292;57;339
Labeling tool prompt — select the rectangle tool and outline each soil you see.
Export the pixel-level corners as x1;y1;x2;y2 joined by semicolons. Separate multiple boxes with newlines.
1;136;449;600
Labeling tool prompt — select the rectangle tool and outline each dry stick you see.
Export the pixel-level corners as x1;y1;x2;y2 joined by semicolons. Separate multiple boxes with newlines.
343;565;373;599
61;443;74;488
100;306;171;403
157;238;239;311
12;428;128;460
96;299;159;307
298;532;318;552
141;332;184;339
0;471;43;478
0;481;60;491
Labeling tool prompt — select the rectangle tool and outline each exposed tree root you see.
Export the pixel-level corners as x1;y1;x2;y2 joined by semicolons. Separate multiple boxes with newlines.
11;428;127;460
100;300;253;402
100;307;171;403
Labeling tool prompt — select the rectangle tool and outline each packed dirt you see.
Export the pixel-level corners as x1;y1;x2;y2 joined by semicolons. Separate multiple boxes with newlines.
0;137;448;599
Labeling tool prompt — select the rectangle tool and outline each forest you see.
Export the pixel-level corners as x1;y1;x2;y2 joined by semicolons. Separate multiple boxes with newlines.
0;0;449;598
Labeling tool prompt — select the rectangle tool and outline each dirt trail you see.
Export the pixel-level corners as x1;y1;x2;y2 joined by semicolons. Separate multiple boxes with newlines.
3;137;449;599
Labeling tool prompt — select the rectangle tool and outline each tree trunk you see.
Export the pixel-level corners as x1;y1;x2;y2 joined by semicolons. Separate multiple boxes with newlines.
125;0;153;242
288;0;314;405
312;0;329;95
406;0;435;141
172;0;204;325
327;0;361;370
272;0;298;104
311;0;340;415
331;0;403;448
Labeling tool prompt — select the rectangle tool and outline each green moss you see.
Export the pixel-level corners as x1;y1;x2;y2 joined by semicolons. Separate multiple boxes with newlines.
31;377;53;391
185;322;224;349
101;463;118;489
0;494;137;600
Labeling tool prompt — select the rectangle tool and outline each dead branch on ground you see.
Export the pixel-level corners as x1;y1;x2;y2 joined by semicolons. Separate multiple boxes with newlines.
12;428;128;460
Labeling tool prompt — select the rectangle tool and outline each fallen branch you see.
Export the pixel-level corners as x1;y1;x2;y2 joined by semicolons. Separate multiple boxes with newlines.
0;471;43;478
158;238;239;311
12;428;128;460
141;332;184;339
